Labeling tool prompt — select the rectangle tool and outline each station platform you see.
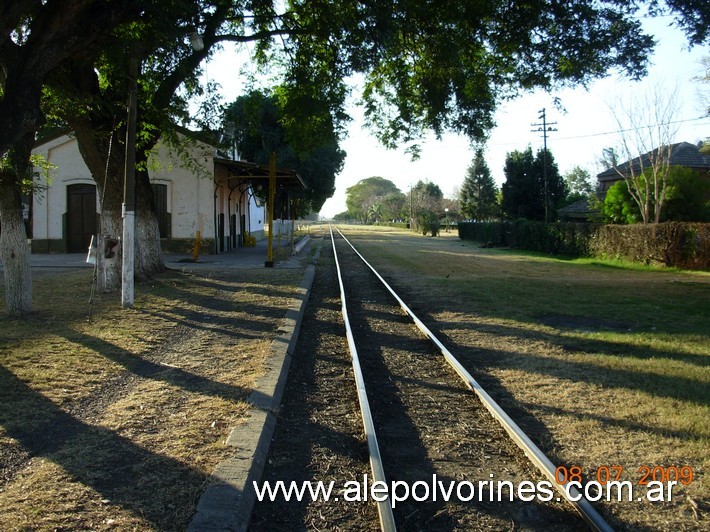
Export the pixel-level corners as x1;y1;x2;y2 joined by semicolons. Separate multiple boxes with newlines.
0;236;310;275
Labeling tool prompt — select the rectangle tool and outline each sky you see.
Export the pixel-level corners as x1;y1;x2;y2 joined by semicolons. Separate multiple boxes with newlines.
203;15;709;219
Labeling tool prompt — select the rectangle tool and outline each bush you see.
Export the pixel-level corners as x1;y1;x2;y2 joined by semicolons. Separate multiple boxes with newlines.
458;221;709;269
590;223;710;269
458;221;598;256
457;221;505;245
417;211;440;236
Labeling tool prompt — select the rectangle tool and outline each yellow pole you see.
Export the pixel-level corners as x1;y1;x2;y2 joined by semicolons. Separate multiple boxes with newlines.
265;151;276;267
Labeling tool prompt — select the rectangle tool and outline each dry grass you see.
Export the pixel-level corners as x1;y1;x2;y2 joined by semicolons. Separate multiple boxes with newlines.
338;225;709;530
0;266;301;530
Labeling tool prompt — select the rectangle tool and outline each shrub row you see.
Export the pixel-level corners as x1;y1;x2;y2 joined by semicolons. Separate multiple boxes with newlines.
458;221;710;270
373;221;409;229
590;223;710;270
458;220;599;257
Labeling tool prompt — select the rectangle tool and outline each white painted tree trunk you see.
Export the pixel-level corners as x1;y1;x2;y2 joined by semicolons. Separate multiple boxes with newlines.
0;208;32;315
96;207;164;292
97;209;122;292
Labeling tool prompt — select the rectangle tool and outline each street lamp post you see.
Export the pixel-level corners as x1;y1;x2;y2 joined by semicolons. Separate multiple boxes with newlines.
444;208;449;232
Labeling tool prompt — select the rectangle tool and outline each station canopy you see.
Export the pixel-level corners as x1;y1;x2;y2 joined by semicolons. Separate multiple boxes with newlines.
214;157;305;190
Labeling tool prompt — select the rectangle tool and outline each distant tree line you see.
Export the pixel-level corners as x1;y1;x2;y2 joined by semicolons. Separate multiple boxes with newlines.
341;139;708;230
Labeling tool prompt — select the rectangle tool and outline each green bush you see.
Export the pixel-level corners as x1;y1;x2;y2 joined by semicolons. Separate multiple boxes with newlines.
417;211;440;236
458;221;709;269
458;221;598;256
457;221;505;244
602;167;710;224
590;223;710;269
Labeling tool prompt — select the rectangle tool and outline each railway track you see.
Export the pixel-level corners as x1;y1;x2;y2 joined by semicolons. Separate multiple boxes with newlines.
250;228;615;530
329;226;613;531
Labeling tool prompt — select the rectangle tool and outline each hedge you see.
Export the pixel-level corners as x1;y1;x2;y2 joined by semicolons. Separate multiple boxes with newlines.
458;221;709;270
373;221;409;229
590;223;710;270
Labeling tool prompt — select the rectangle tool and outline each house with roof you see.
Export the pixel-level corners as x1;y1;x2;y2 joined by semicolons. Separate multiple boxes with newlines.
556;141;710;223
31;132;304;254
597;141;710;192
558;198;599;222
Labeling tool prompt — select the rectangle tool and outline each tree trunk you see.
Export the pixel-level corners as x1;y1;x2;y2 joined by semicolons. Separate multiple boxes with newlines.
135;168;165;280
98;209;123;291
0;178;32;315
72;119;164;290
73;120;125;291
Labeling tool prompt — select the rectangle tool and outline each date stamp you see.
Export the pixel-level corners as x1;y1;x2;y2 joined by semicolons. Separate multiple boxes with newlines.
553;465;694;503
555;465;694;486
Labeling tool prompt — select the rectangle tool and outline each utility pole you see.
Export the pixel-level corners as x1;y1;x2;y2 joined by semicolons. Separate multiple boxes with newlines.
265;151;276;268
531;108;557;223
122;56;138;308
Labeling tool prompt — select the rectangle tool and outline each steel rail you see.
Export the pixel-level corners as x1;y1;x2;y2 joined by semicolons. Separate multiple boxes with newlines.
333;226;613;532
329;226;397;532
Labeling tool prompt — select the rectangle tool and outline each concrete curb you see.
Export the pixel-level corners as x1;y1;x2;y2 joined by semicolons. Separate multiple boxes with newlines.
188;252;318;531
292;234;310;255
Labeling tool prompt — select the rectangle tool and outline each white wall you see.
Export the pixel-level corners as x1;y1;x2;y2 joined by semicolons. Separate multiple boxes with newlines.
248;194;265;237
33;134;95;242
32;134;217;246
148;141;215;240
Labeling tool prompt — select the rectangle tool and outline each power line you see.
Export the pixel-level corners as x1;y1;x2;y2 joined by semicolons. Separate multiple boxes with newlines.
554;116;708;142
490;115;708;148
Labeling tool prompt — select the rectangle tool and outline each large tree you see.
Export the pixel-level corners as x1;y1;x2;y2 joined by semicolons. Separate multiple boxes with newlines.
1;0;149;314
410;179;444;215
346;177;401;222
224;89;345;216
459;150;498;220
4;0;709;314
43;0;249;290
501;147;566;221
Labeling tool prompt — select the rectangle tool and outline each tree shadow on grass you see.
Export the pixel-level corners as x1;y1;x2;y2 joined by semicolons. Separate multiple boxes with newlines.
517;399;704;442
430;319;709;408
137;274;301;340
57;326;271;407
137;307;279;342
0;364;206;529
159;271;301;303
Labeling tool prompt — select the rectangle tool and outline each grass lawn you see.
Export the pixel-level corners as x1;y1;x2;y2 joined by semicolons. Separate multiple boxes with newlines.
339;224;709;530
0;265;301;530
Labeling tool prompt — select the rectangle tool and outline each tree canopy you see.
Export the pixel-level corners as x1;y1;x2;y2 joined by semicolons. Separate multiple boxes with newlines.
345;177;402;222
224;90;345;215
501;147;567;221
281;0;671;149
564;166;594;199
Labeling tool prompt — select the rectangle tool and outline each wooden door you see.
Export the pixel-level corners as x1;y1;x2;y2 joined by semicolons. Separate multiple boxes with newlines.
67;184;97;253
